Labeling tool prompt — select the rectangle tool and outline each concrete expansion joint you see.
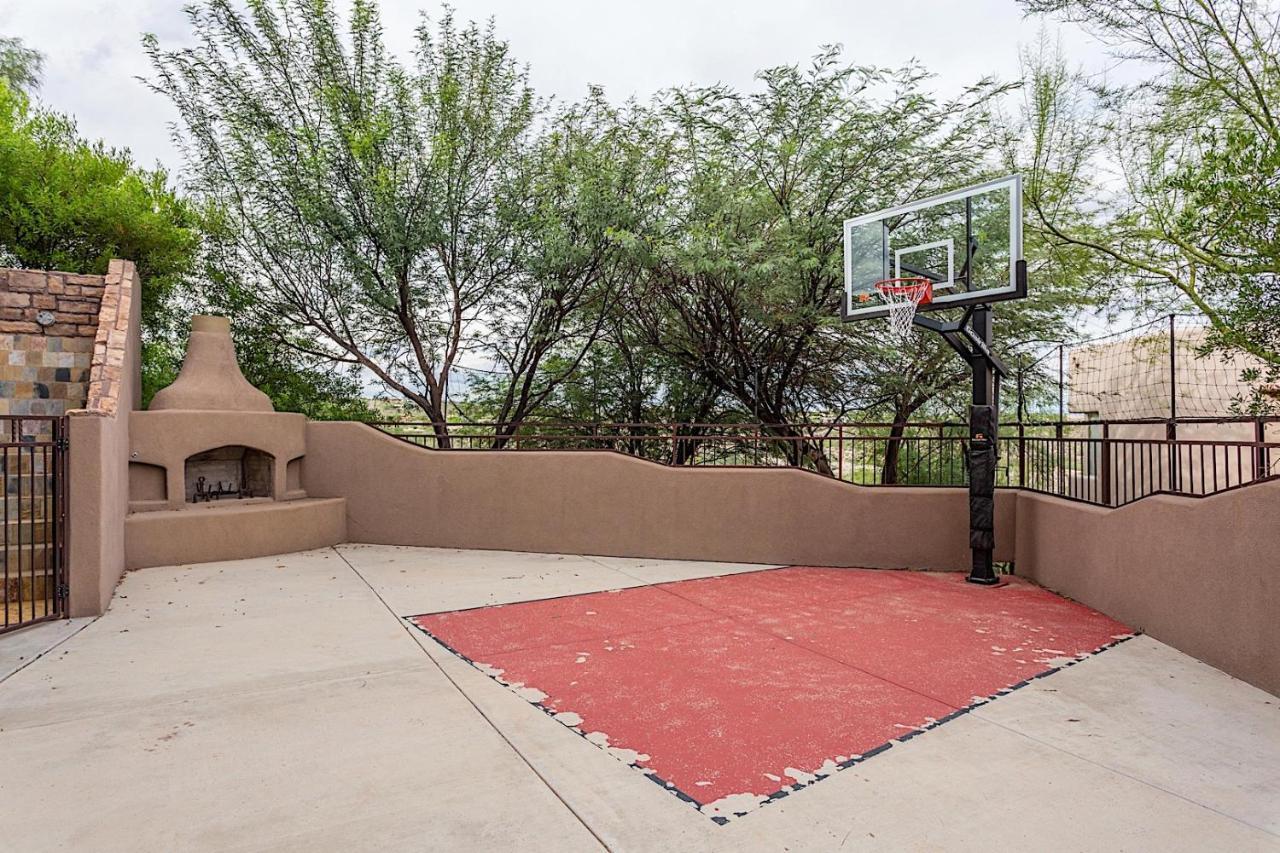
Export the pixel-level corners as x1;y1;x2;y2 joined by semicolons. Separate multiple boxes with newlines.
329;545;614;850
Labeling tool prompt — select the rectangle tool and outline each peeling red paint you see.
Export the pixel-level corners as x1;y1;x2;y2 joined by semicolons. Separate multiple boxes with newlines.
410;568;1130;811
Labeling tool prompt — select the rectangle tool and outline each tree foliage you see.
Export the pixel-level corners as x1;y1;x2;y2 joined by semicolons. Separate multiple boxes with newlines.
618;51;1093;468
457;47;1094;476
148;0;650;439
0;36;42;94
612;55;1011;469
144;1;1119;437
1019;0;1280;401
0;80;198;337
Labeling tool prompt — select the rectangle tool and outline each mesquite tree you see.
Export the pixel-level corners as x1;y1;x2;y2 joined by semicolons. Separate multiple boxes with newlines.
1019;0;1280;405
147;1;639;438
622;52;1013;473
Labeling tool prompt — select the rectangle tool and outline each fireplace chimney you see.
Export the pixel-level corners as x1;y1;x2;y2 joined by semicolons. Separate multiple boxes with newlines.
149;316;273;412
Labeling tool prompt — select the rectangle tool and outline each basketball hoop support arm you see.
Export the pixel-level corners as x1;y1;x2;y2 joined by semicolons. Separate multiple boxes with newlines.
911;306;1010;380
910;260;1027;585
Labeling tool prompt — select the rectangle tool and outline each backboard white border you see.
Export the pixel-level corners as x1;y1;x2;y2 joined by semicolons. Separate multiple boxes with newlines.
843;174;1023;319
894;239;954;291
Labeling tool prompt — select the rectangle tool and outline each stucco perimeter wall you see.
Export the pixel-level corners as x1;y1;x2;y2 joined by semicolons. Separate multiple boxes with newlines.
1015;485;1280;695
304;422;1016;571
124;498;347;570
66;260;140;617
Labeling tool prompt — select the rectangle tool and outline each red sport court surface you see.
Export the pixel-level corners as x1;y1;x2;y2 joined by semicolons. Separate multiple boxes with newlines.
409;567;1131;822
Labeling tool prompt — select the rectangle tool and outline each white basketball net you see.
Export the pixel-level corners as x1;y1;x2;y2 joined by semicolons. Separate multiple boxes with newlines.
875;278;932;341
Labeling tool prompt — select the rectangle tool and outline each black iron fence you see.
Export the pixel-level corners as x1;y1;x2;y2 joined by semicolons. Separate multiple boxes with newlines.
2;416;68;634
370;417;1280;508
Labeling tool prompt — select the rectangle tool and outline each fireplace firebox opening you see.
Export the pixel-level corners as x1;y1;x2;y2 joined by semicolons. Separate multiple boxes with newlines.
185;446;274;503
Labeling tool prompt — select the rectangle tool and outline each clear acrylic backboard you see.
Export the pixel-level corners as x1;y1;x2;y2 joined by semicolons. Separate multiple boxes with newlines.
842;175;1024;321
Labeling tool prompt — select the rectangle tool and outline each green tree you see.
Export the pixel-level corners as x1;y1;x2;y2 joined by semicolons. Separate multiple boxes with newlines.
454;47;1095;476
148;0;645;441
0;69;365;417
0;36;42;94
149;220;377;419
0;81;198;335
1019;0;1280;403
619;51;1021;473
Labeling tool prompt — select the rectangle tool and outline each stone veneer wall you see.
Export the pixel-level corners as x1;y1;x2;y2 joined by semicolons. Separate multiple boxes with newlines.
82;262;135;416
2;266;110;623
0;268;106;417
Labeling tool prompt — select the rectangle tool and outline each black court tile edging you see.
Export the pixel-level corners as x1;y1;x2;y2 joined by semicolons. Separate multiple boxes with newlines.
407;598;1138;825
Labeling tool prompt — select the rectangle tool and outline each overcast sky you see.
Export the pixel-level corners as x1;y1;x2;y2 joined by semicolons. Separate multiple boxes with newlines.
1;0;1112;174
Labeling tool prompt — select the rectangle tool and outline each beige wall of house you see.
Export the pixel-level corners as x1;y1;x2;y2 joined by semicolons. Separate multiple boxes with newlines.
1063;325;1279;499
1069;324;1270;421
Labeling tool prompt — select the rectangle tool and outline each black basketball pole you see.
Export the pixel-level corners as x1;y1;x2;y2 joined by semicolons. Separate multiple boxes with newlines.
912;259;1025;586
967;306;999;585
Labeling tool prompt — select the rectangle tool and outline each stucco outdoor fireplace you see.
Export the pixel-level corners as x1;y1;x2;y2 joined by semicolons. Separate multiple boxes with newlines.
127;316;308;512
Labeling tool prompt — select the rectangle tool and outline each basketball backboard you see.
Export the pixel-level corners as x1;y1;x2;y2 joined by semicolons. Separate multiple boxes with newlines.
842;175;1024;321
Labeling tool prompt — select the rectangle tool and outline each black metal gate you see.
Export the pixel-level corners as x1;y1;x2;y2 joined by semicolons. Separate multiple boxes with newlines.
2;416;68;634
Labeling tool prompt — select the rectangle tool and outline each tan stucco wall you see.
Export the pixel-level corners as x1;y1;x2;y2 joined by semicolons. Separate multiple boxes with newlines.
305;421;1279;695
66;260;141;616
1015;485;1280;695
125;498;347;570
304;421;1017;571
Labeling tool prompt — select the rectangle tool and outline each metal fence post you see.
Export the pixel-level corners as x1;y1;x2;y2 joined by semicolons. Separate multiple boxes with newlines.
1016;367;1026;488
1057;344;1065;422
1056;346;1065;494
1255;417;1267;481
1167;315;1179;491
1100;421;1112;506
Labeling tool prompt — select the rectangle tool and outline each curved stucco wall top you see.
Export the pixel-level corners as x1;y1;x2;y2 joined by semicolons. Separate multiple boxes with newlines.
128;411;307;469
303;421;1015;571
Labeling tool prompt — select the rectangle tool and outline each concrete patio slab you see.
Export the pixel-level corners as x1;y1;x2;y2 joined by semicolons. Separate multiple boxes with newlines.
337;544;652;614
0;546;605;852
584;554;779;585
0;666;603;852
0;544;1276;852
0;548;417;729
0;616;92;680
972;634;1280;835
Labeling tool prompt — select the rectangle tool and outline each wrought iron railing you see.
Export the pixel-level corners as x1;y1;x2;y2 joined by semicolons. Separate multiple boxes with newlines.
2;416;68;634
368;417;1280;508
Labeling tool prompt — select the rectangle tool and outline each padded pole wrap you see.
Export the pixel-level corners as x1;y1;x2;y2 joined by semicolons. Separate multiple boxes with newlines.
968;404;998;551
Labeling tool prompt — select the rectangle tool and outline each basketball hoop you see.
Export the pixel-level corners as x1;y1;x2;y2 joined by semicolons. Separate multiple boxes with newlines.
874;277;932;340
